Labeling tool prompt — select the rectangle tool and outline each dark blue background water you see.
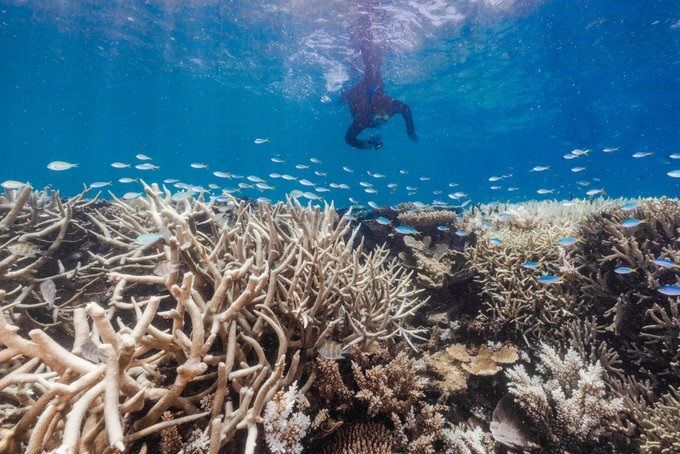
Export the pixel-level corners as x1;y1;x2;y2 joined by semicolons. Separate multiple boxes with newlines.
1;0;678;206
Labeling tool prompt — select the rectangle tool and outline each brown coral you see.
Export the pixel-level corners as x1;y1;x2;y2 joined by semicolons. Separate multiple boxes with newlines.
399;235;471;289
321;422;395;454
639;386;680;453
397;209;458;228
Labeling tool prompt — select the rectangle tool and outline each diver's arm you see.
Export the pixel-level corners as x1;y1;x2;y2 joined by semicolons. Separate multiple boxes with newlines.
390;99;418;141
345;122;382;149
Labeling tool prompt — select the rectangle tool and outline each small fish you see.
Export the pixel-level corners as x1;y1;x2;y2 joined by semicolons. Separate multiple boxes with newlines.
295;164;309;170
255;183;275;190
136;153;152;160
213;171;232;179
387;183;398;189
437;225;449;232
571;167;586;173
652;258;677;268
395;225;418;235
455;230;469;237
632;151;653;158
507;187;519;191
586;188;604;197
603;147;619;153
299;179;315;186
571;149;589;156
314;171;327;177
134;232;165;245
658;285;680;296
302;191;322;201
342;213;357;222
614;266;635;275
208;184;220;190
537;189;554;195
111;162;130;168
375;216;391;225
254;138;270;145
172;191;195;201
538;274;563;284
372;173;386;178
337;184;350;190
489;237;503;246
318;340;345;360
419;176;430;181
154;260;178;276
88;181;111;189
47;161;78;171
490;186;502;190
164;178;179;184
190;163;208;169
271;157;285;163
576;180;591;187
621;201;640;211
530;166;549;172
9;242;38;257
1;180;27;190
669;153;680;160
620;219;644;228
40;279;57;309
368;201;380;210
123;192;141;200
135;163;159;170
281;174;296;181
448;182;459;187
563;153;577;160
407;186;418;191
557;236;579;247
309;157;322;164
488;176;502;182
247;175;265;183
119;178;137;184
289;190;304;199
522;261;539;270
667;170;680;178
80;340;102;364
238;183;253;189
342;166;354;173
364;188;378;194
359;181;373;188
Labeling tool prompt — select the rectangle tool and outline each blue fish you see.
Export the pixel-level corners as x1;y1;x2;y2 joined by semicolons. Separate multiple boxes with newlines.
395;225;419;235
614;266;635;275
658;285;680;296
489;237;503;246
620;219;645;228
653;258;677;268
620;201;640;211
437;224;449;232
557;236;578;247
455;230;469;237
538;274;563;284
375;216;391;226
522;261;539;270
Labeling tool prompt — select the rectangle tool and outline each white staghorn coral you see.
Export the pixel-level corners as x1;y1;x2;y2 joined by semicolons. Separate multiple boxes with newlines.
443;425;487;454
263;381;311;454
505;344;623;449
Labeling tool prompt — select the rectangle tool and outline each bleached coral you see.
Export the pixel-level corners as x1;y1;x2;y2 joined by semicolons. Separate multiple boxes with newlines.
399;235;470;289
262;382;311;454
505;344;623;450
442;425;488;454
639;386;680;453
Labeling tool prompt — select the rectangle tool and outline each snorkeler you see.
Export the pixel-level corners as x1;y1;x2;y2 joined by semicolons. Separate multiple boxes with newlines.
343;6;418;150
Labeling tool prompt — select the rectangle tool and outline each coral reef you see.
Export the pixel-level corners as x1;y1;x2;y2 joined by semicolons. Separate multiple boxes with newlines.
397;209;458;228
503;344;624;451
399;235;471;289
0;183;425;453
321;422;394;454
638;386;680;453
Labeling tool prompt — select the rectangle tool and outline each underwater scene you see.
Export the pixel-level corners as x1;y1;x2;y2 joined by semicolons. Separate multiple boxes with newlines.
0;0;679;453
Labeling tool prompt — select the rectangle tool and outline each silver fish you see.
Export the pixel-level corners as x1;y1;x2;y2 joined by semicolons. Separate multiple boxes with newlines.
80;340;102;364
40;279;57;309
47;161;78;171
9;242;38;256
318;341;345;360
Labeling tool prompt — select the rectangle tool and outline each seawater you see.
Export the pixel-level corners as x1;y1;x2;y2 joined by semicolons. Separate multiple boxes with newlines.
1;0;678;205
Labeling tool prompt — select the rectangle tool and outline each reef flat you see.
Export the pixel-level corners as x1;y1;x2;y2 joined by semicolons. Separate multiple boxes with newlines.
0;185;678;453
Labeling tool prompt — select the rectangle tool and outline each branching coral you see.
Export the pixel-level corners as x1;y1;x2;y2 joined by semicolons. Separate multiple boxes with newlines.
504;344;623;451
399;236;470;289
0;183;426;452
572;198;680;382
321;422;395;454
639;386;680;453
465;223;585;345
262;381;311;454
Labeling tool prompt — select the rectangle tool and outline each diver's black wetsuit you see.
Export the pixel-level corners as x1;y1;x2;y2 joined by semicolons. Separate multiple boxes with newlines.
343;8;417;150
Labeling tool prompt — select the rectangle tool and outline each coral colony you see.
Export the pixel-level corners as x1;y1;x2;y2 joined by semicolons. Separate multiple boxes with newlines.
0;184;679;453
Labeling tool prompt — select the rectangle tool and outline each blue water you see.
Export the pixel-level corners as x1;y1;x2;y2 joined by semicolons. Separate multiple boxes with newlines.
1;0;678;206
